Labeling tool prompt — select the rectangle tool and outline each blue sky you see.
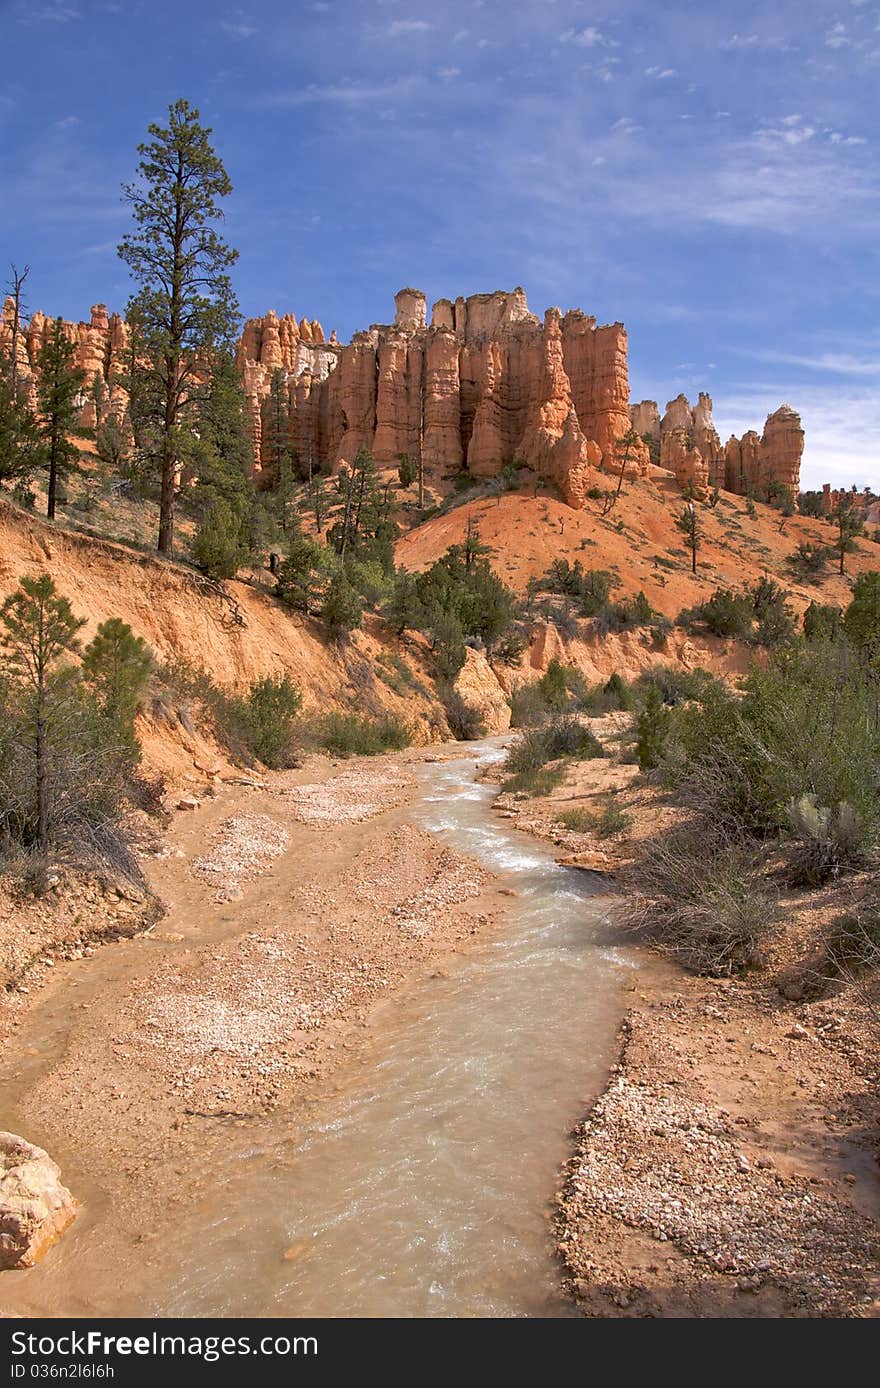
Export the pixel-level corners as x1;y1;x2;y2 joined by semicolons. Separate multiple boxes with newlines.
2;0;878;488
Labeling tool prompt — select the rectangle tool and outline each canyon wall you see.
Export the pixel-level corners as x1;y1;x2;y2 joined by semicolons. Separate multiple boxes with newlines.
3;287;804;510
630;390;804;499
0;299;131;430
239;287;648;509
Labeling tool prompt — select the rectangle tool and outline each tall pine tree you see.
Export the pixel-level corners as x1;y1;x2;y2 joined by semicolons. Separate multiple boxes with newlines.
118;98;239;557
36;318;87;519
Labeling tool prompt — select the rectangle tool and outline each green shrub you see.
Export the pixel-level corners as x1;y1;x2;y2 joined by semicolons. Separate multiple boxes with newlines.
192;496;249;579
237;675;302;769
560;799;632;838
504;716;603;780
601;671;634;711
502;765;566;797
627;826;776;975
320;572;363;637
692;588;754;638
785;793;867;885
663;642;880;852
803;601;842;642
636;683;671;770
311;712;411;757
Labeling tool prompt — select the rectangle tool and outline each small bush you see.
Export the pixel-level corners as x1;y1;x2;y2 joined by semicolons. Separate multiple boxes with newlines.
440;687;486;741
504;716;603;781
502;765;566;798
236;675;302;769
627;826;776;975
785;793;867;885
825;906;880;973
636;683;671;770
560;799;632;838
311;712;411;757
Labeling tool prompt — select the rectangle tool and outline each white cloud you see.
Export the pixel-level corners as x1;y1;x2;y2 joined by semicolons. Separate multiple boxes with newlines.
560;26;616;49
610;116;642;135
722;32;788;52
645;66;678;79
826;23;851;48
17;3;80;20
264;78;419;108
53;114;80;128
388;19;432;36
437;67;460;80
220;21;257;39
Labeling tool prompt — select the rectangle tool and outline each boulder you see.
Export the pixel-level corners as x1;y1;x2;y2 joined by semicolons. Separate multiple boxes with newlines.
0;1133;78;1270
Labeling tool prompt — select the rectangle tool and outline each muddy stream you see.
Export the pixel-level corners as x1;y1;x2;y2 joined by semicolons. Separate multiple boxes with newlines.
5;744;632;1318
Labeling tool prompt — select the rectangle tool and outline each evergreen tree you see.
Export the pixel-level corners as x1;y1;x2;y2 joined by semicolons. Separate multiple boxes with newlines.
0;373;43;486
275;536;333;614
261;368;299;531
830;495;863;575
676;496;701;574
81;618;153;761
843;571;880;659
0;575;85;858
385;571;424;635
118;98;239;557
636;683;671;771
320;571;363;638
5;263;29;405
35;318;87;519
192;495;250;579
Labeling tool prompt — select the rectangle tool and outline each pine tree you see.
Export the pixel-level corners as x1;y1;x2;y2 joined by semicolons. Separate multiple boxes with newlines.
81;618;153;761
676;495;701;574
118;98;239;557
0;373;43;486
830;495;863;575
35;318;87;519
0;574;85;858
320;571;363;638
262;368;298;531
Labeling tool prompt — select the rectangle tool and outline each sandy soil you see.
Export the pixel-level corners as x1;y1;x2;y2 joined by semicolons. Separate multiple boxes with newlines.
0;745;504;1307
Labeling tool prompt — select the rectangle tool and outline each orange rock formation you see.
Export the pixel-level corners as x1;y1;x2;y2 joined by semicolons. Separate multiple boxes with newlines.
238;286;647;508
3;286;805;512
631;390;803;499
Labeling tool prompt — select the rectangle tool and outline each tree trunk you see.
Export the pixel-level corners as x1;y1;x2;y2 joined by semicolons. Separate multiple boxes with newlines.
35;709;48;857
158;438;175;556
47;439;57;520
691;545;697;574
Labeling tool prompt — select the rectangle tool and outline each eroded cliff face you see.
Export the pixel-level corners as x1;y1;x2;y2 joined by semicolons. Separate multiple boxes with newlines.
1;298;131;431
630;390;803;499
4;286;805;513
238;286;648;508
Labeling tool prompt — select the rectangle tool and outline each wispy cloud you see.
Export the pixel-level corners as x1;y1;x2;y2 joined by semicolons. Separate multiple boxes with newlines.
645;66;678;79
388;19;432;37
560;26;617;49
826;23;851;49
220;21;257;40
17;3;81;21
722;32;789;52
262;77;420;108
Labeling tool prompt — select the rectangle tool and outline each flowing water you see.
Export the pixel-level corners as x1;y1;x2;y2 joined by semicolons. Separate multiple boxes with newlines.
146;745;629;1318
6;744;632;1318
